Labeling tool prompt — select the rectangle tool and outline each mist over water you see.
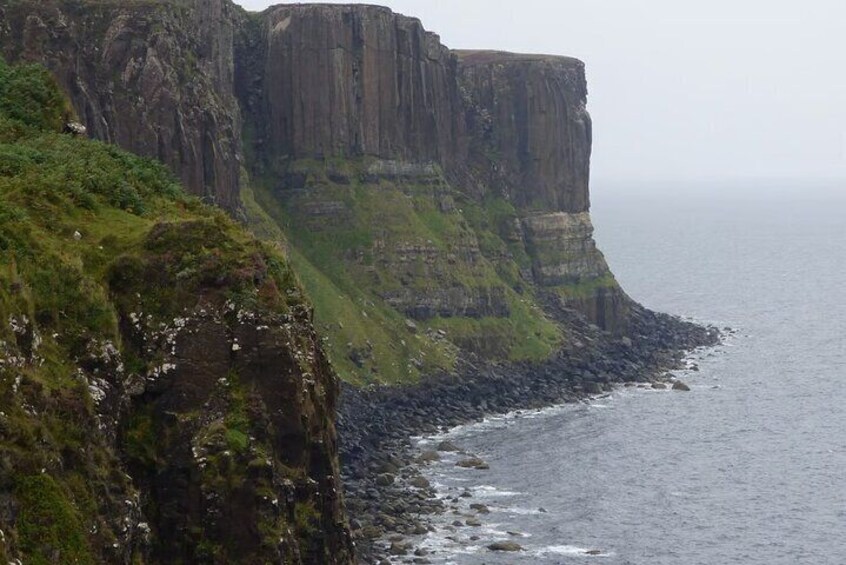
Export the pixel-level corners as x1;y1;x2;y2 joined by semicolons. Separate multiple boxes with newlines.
412;185;846;564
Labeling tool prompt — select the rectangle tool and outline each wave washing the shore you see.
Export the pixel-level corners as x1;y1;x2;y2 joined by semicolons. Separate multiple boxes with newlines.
394;334;733;564
379;191;846;565
347;190;846;564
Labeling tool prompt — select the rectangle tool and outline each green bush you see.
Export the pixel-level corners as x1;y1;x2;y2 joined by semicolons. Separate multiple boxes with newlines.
0;59;69;131
14;475;94;565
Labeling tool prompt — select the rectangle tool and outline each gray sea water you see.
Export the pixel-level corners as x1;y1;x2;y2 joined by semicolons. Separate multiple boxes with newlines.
411;185;846;564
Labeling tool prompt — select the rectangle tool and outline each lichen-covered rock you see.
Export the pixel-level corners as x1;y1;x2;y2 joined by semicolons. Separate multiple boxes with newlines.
119;305;352;564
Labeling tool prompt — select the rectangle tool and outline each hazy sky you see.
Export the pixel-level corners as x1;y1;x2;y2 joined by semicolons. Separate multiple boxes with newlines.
237;0;846;184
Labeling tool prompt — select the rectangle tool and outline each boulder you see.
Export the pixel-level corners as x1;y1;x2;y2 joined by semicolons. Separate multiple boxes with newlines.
418;450;440;463
360;525;384;539
409;476;430;489
377;461;400;474
388;541;411;556
437;440;461;452
375;473;396;487
488;541;523;552
672;381;691;391
456;457;487;469
583;381;603;395
63;121;87;137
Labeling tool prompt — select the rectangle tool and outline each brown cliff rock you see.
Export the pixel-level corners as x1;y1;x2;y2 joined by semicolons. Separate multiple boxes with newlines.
0;0;243;211
0;2;597;237
106;218;356;563
243;4;465;167
458;50;593;214
123;308;353;564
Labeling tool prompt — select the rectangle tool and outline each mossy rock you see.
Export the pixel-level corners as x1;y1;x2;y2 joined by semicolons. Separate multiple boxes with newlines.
14;475;94;565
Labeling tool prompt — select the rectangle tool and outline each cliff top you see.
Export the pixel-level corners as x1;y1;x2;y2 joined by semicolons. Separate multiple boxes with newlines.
259;2;420;21
455;49;583;68
258;3;445;43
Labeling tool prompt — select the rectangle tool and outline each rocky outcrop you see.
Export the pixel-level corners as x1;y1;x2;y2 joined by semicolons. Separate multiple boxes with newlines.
458;50;593;214
382;285;510;320
520;212;609;285
0;0;243;210
456;51;623;330
119;304;353;564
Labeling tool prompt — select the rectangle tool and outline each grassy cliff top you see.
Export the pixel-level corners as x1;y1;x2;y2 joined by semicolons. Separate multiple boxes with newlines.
0;58;305;342
455;49;583;67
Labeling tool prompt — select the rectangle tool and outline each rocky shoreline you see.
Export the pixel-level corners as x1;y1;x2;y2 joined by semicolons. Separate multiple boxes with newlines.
337;305;722;563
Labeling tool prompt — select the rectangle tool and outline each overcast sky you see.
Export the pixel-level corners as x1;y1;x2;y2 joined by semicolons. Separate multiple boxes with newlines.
236;0;846;185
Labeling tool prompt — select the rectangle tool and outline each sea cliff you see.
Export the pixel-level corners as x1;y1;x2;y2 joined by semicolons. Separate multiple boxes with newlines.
0;1;717;563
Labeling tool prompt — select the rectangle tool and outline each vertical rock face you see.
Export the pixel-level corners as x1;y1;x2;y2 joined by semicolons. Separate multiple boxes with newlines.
453;50;625;330
243;4;464;167
0;1;596;219
457;50;593;214
0;0;243;210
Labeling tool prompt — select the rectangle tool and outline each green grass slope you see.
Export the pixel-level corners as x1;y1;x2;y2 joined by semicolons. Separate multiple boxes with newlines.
0;59;326;563
250;159;566;384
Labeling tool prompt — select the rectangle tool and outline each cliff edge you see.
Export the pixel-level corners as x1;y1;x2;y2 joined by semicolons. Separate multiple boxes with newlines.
0;58;352;564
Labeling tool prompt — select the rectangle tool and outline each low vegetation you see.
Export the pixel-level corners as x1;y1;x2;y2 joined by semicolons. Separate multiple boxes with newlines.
251;158;569;384
0;58;313;563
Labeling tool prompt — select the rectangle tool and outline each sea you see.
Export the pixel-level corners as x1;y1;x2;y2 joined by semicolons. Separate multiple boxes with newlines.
408;182;846;564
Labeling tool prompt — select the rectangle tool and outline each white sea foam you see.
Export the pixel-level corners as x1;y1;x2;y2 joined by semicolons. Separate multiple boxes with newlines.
533;544;612;557
471;485;522;497
501;506;545;516
416;402;578;445
416;533;483;557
